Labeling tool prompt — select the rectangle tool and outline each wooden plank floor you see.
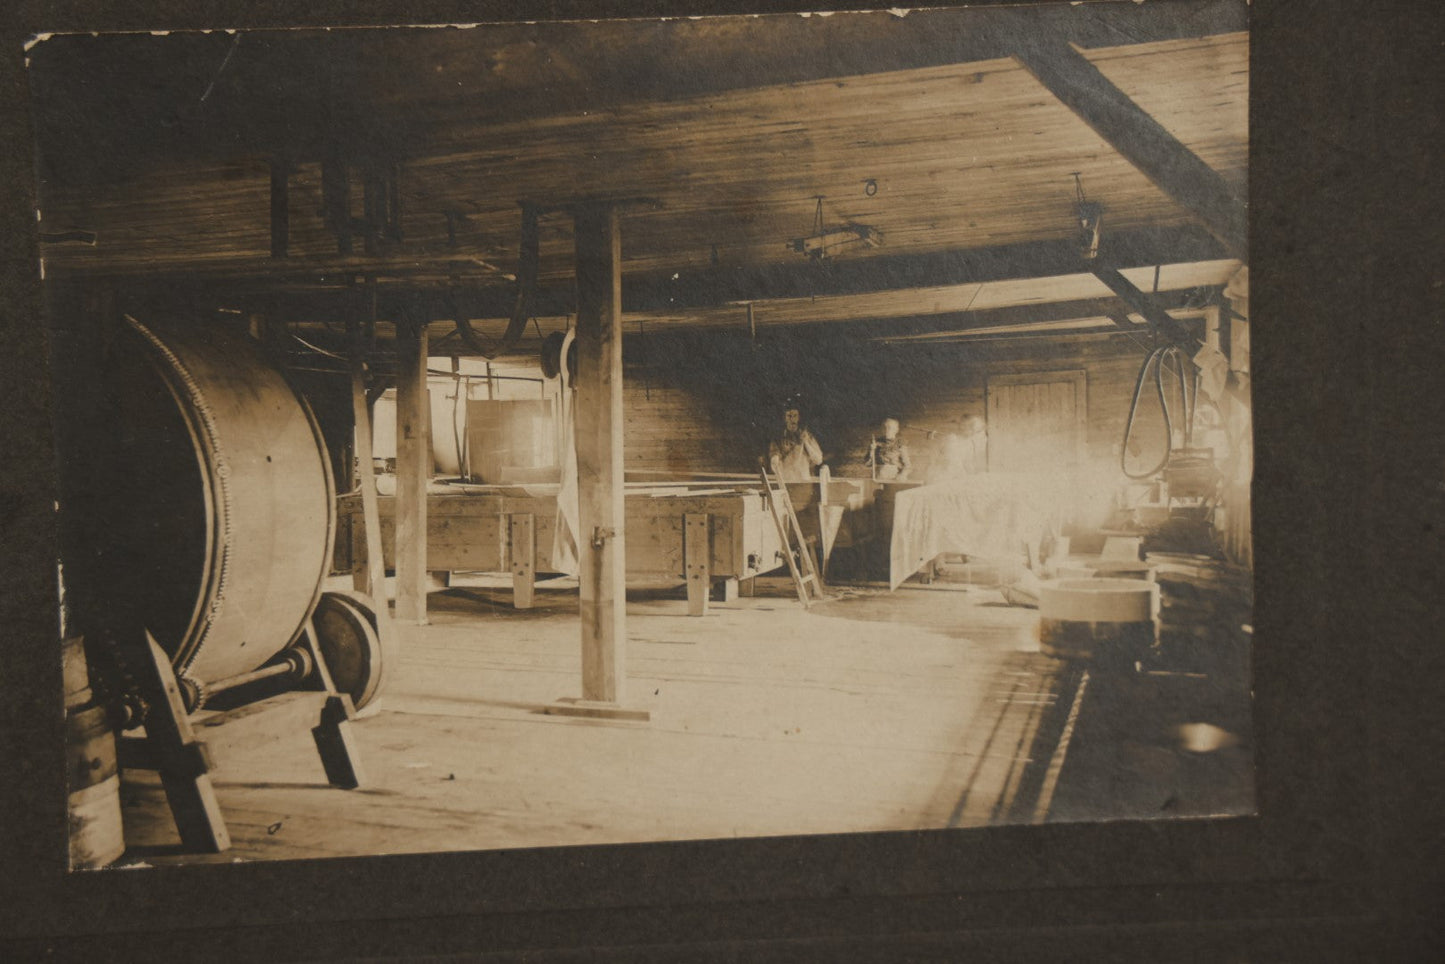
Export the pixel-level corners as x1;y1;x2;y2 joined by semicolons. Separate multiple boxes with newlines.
115;579;1224;865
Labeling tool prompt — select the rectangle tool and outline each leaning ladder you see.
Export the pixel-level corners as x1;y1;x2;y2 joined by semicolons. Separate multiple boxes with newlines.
758;463;824;608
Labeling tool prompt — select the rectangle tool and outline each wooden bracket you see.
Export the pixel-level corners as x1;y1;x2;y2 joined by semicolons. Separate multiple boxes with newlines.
298;621;368;789
137;633;230;853
123;623;371;855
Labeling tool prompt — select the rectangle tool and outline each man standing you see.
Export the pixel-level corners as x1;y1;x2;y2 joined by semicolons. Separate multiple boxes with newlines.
768;403;824;481
867;417;912;481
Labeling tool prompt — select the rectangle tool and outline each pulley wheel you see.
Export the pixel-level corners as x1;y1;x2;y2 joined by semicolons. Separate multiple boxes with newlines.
539;331;578;383
539;331;566;379
311;591;388;710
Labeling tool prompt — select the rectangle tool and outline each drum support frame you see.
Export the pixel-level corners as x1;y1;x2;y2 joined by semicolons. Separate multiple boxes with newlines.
118;624;366;854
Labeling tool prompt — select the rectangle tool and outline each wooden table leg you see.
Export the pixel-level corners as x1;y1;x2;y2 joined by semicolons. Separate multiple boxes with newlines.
510;513;536;610
685;512;710;616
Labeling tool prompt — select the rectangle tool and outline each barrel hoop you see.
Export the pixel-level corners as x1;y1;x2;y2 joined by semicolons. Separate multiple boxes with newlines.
66;703;119;787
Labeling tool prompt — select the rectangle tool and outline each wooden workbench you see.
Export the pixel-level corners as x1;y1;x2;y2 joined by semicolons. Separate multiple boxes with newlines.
335;483;787;615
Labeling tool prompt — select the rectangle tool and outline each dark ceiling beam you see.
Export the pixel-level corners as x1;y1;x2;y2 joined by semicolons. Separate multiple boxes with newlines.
627;226;1224;312
1008;28;1248;261
1106;310;1145;335
282;291;1212;361
886;326;1146;348
1092;265;1202;348
675;291;1208;346
83;225;1227;324
832;290;1204;343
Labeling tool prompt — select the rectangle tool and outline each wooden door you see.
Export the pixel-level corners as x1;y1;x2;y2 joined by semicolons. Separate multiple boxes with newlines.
985;371;1087;473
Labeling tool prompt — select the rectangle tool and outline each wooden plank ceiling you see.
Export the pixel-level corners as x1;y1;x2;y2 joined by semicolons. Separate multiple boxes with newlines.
28;3;1247;342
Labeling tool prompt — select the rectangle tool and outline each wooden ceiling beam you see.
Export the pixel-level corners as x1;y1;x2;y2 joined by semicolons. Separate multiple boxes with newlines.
623;226;1225;312
1092;265;1203;348
96;225;1226;325
1008;27;1248;260
795;291;1206;345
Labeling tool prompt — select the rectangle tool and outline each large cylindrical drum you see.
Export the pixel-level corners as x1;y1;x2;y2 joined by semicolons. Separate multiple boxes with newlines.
1039;578;1159;665
102;316;335;684
64;636;123;870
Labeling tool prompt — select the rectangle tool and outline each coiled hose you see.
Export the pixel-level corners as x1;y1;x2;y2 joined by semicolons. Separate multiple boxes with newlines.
454;202;541;358
1121;344;1197;479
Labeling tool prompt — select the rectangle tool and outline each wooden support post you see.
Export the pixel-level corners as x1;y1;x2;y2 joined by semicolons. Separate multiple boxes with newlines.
269;158;289;259
572;204;627;704
351;548;369;592
321;157;352;256
394;317;431;624
140;635;230;853
361;168;382;257
685;512;710;616
349;349;389;605
509;513;536;610
347;322;402;658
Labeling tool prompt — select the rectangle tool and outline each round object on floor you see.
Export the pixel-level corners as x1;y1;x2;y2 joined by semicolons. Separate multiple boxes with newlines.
311;591;388;710
1038;578;1159;664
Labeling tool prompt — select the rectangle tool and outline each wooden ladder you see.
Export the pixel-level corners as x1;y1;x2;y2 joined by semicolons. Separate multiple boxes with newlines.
759;464;824;608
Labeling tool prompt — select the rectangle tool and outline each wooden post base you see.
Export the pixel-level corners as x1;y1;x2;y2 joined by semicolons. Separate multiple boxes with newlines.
543;698;651;722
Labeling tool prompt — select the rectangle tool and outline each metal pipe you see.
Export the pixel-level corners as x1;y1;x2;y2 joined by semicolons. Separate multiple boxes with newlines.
205;648;313;700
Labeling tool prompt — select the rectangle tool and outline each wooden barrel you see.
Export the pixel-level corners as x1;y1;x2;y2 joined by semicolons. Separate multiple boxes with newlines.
62;635;92;707
1039;578;1160;665
92;316;335;685
64;636;123;870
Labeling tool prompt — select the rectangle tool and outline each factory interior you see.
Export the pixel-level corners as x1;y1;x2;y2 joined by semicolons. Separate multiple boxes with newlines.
29;1;1255;868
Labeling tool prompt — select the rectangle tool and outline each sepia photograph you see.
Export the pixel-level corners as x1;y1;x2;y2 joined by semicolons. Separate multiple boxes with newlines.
25;0;1255;871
